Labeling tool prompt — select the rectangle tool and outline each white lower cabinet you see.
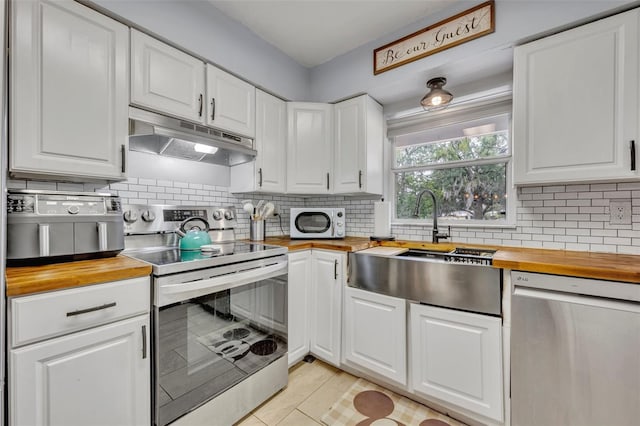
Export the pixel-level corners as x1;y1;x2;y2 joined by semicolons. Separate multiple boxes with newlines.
9;277;151;426
343;286;406;385
309;250;344;367
409;303;504;422
287;250;312;366
10;315;150;426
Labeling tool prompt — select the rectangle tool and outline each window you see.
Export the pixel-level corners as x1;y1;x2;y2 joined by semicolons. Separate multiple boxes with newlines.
391;111;513;226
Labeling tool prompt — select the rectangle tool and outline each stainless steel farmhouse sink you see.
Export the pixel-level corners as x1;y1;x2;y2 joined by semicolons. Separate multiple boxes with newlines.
348;248;502;316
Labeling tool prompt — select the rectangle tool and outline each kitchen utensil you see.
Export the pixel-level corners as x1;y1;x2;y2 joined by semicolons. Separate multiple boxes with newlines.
176;217;212;250
255;200;265;217
243;202;254;214
261;202;275;219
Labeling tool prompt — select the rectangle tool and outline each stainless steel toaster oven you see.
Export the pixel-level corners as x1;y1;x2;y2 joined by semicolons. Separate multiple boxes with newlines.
7;190;124;265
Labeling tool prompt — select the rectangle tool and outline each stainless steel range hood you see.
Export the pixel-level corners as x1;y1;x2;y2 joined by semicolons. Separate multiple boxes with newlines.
128;107;256;166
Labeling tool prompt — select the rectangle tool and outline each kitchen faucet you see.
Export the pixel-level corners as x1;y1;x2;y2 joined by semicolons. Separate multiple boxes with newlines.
413;189;450;243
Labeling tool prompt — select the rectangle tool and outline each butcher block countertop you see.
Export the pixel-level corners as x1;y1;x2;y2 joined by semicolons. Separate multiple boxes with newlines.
492;247;640;284
265;236;640;284
262;236;375;252
5;255;152;297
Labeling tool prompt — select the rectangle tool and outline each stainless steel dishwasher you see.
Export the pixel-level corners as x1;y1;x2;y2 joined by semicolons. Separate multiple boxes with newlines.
511;271;640;426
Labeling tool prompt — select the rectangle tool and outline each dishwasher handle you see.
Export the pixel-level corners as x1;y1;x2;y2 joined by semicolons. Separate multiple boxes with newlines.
513;286;640;314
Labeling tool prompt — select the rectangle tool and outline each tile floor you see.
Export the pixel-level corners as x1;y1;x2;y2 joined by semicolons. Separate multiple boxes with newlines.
234;359;359;426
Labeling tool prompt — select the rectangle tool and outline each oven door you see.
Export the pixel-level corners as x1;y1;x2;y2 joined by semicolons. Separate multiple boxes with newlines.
153;256;287;426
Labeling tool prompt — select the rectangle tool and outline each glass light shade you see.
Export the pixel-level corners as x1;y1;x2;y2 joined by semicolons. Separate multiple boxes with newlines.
420;77;453;110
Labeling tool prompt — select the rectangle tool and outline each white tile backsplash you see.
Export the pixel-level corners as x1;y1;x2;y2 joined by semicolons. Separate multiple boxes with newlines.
8;176;640;254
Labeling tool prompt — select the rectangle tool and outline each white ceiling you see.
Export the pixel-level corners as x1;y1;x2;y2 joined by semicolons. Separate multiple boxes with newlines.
207;0;458;68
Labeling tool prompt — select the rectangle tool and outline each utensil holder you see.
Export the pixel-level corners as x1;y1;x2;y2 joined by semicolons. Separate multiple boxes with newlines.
250;220;265;241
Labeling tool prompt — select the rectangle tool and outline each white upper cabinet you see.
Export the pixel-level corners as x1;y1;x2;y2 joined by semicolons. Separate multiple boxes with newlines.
230;89;286;193
287;103;334;194
10;0;129;180
131;29;205;123
334;95;384;195
206;64;256;137
513;9;640;185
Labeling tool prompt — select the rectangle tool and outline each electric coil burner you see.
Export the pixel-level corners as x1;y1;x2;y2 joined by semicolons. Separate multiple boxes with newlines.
122;204;288;426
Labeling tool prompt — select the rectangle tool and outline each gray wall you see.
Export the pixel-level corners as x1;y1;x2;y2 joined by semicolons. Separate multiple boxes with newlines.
310;0;636;105
90;0;310;101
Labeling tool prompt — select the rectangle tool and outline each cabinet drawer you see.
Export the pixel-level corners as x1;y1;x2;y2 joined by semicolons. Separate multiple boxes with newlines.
11;277;150;348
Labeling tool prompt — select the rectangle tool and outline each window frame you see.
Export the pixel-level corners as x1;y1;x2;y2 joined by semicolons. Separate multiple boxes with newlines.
387;97;516;229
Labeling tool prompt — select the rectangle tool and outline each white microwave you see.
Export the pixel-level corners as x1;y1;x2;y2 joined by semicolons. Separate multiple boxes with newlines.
290;208;345;239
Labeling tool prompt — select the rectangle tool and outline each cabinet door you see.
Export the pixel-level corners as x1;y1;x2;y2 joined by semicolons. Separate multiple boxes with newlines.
287;250;312;366
10;315;150;426
255;90;287;192
231;89;286;193
513;9;640;184
10;0;129;180
309;250;343;366
206;64;256;137
287;103;333;194
131;29;205;123
410;304;503;422
333;95;383;195
344;286;406;385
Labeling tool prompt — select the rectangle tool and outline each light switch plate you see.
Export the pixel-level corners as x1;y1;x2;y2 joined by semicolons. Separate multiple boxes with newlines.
609;200;632;225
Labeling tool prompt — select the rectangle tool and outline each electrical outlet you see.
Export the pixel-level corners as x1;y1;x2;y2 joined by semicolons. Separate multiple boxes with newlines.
609;200;632;225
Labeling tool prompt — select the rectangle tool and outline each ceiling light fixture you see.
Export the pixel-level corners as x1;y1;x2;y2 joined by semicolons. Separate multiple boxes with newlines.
420;77;453;111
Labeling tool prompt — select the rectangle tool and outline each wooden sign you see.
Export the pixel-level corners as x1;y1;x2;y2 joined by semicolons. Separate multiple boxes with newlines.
373;1;495;75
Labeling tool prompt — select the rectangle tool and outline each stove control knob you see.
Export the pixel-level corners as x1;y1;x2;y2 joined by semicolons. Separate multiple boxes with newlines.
67;205;80;215
224;211;234;220
212;210;223;221
141;210;156;222
123;210;138;223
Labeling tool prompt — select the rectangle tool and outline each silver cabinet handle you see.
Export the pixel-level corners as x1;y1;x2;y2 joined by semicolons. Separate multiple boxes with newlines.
258;168;263;187
631;140;636;171
334;259;338;280
326;173;330;190
358;170;363;188
198;94;203;117
66;302;117;317
39;224;50;257
97;222;108;251
211;98;216;120
142;325;147;359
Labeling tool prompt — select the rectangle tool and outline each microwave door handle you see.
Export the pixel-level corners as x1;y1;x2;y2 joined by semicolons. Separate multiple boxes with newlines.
331;213;335;236
39;224;50;257
97;222;108;251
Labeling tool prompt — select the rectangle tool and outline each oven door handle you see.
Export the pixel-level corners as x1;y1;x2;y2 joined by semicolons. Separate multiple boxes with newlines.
158;260;288;307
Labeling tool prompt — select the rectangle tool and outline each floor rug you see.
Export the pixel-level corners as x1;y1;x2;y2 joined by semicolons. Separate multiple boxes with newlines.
321;378;465;426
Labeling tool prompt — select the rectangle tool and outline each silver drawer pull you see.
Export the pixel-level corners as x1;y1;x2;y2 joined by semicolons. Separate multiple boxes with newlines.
66;302;117;317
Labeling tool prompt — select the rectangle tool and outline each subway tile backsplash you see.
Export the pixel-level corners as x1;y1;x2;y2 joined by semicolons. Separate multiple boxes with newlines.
8;177;639;254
